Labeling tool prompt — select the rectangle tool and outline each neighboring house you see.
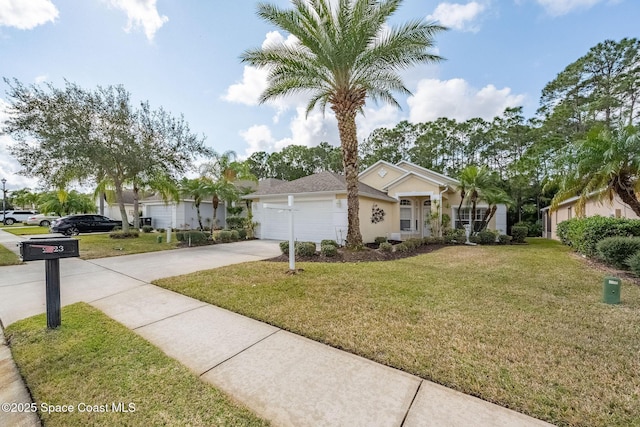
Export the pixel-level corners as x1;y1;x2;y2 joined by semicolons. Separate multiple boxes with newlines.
97;190;228;230
96;190;136;221
541;192;640;239
141;194;226;230
244;161;507;244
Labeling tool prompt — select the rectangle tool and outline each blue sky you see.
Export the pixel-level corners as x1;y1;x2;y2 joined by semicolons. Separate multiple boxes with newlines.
0;0;637;190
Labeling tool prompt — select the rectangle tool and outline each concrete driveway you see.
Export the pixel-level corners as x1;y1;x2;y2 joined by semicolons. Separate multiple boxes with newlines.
0;235;281;326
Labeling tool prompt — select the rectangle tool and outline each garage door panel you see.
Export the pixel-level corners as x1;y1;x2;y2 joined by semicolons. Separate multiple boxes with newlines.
259;200;339;243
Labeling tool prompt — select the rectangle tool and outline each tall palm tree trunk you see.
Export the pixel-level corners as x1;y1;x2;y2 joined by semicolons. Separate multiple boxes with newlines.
336;111;362;247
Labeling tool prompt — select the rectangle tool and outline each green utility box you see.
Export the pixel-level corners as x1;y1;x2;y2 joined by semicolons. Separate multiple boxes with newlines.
603;276;621;304
157;235;163;243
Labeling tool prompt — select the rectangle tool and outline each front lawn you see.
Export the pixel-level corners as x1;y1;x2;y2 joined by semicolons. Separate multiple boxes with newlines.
0;244;21;266
154;239;640;427
2;226;50;235
75;232;180;259
6;303;269;427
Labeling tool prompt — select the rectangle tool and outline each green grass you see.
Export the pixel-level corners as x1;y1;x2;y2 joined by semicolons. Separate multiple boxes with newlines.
2;226;50;235
154;238;640;427
76;232;181;259
0;244;21;265
6;303;269;427
0;226;181;259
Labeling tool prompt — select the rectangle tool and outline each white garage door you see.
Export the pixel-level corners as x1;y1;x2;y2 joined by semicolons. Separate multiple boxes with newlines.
259;200;339;243
147;205;173;229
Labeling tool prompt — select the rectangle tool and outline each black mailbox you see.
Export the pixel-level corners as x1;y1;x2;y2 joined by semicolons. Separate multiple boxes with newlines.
20;238;79;261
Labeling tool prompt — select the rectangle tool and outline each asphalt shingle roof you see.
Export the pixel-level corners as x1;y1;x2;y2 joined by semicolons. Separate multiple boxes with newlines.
245;171;396;202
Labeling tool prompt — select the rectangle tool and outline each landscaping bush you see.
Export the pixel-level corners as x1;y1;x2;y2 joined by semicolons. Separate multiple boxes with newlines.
279;241;289;255
157;228;166;233
320;244;337;257
176;231;185;242
511;225;528;244
395;242;411;252
295;241;316;257
218;230;232;243
230;230;240;242
374;236;387;244
226;216;245;230
596;237;640;269
378;242;393;252
497;234;512;245
476;230;497;245
226;206;243;216
237;229;247;240
422;236;444;245
141;225;154;233
556;216;640;257
321;239;338;248
182;231;209;245
404;238;422;250
515;221;542;237
625;251;640;276
109;230;139;239
443;228;465;244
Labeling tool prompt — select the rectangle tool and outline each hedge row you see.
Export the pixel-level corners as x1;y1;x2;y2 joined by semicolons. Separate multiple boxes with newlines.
556;216;640;257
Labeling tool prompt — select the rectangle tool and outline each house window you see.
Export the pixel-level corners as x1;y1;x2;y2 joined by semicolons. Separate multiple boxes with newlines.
453;207;487;229
400;199;412;231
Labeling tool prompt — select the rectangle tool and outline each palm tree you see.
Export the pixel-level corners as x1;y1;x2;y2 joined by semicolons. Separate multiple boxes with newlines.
457;165;495;232
476;189;513;232
179;178;208;230
242;0;445;246
550;125;640;216
200;150;257;230
38;189;96;216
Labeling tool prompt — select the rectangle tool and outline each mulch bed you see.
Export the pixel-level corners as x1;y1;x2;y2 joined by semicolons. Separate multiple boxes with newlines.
264;244;446;263
570;252;640;286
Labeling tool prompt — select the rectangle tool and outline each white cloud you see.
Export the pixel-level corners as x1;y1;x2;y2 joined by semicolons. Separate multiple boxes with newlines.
535;0;603;16
106;0;168;41
407;78;526;122
223;66;269;106
239;125;276;156
0;0;58;30
427;2;486;32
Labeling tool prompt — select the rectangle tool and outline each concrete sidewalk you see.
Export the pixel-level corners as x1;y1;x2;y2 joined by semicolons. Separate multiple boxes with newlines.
0;230;554;426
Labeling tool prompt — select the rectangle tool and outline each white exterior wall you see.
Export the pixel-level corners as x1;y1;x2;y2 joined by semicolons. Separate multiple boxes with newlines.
253;195;348;244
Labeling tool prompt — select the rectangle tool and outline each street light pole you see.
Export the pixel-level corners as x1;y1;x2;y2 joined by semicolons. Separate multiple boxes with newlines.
1;178;6;225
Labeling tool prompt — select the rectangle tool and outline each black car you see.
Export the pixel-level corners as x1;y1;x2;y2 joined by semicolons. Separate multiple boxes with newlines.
50;215;124;236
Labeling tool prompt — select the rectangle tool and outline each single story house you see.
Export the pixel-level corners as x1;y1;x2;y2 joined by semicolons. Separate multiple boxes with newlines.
541;192;640;239
97;191;228;230
244;161;507;244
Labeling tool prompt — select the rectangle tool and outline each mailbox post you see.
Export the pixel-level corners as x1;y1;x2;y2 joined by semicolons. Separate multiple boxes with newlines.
20;238;80;328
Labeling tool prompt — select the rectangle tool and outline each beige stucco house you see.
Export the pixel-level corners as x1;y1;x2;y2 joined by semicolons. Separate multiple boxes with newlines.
541;192;640;239
245;161;507;244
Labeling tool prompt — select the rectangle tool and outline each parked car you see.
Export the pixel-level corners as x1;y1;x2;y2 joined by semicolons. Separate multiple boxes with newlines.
25;213;61;227
2;210;39;225
49;214;124;236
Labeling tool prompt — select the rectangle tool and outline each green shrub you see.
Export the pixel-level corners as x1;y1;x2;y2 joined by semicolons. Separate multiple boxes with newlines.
514;221;542;237
226;216;245;230
476;230;497;245
422;236;444;245
443;228;465;244
596;237;640;269
182;231;209;245
625;251;640;276
218;230;232;243
395;242;411;252
109;230;139;239
230;230;240;242
320;244;338;257
279;241;290;255
176;231;185;242
556;216;640;257
141;225;154;233
379;242;393;252
157;228;166;233
497;234;512;245
226;206;243;216
321;239;338;248
511;225;528;243
374;236;387;244
295;241;316;257
237;229;247;240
